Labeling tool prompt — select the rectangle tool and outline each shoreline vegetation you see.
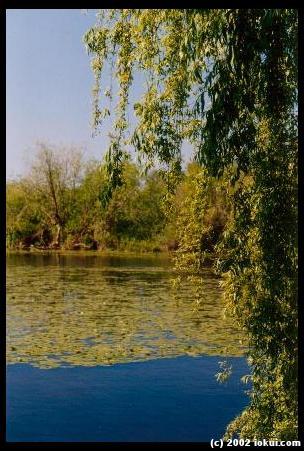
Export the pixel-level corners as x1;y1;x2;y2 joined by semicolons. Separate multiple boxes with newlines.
6;145;227;267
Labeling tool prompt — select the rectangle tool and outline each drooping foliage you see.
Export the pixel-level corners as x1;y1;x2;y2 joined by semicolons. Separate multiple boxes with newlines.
84;9;298;439
171;163;230;273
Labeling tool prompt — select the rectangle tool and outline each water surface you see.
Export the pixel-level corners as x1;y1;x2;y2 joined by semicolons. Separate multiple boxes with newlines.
6;252;249;442
7;356;249;442
7;252;245;368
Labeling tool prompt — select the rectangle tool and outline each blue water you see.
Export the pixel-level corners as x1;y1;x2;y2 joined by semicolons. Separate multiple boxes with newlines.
7;355;249;442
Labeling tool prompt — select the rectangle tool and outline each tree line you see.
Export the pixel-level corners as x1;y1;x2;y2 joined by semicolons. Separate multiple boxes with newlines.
6;144;228;256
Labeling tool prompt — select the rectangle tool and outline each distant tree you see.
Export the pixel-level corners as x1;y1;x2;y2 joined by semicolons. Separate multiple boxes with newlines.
26;144;84;247
101;162;166;247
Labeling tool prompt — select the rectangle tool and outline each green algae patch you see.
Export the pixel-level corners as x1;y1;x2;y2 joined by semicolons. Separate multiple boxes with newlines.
7;254;246;368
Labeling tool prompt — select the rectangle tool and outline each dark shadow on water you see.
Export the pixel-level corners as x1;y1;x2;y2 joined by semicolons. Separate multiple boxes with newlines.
6;252;172;269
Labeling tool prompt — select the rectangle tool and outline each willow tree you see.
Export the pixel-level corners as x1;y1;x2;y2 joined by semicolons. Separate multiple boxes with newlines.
84;9;298;439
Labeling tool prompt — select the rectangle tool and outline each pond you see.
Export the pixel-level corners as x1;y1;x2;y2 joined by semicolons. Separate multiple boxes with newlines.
6;252;249;442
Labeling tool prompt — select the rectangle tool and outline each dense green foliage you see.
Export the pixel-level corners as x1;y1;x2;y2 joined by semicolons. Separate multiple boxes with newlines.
171;162;230;272
6;147;169;251
84;9;298;440
7;146;225;253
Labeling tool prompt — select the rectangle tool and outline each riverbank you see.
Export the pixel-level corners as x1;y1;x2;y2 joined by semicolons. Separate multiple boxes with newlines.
6;247;173;258
6;235;178;254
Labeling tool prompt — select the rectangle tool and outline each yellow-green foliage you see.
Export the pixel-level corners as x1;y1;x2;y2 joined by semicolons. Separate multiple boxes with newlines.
6;180;45;247
84;9;298;440
170;163;230;273
6;152;168;251
103;163;166;244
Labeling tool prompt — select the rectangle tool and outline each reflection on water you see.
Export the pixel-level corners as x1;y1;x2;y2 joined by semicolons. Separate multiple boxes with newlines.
7;252;246;368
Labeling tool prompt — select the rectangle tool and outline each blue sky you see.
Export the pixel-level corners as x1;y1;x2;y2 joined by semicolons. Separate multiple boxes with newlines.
6;9;112;179
6;9;192;180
